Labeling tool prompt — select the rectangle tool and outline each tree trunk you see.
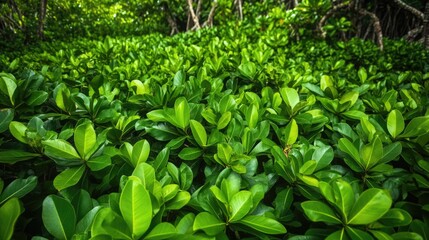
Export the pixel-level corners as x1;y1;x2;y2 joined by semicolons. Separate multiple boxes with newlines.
203;0;218;27
38;0;47;40
187;0;201;30
424;1;429;48
392;0;424;20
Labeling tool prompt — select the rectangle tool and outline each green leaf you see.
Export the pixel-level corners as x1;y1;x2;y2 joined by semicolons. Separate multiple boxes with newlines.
131;139;150;166
391;232;423;240
91;207;132;239
0;109;13;133
43;139;81;164
299;160;317;175
387;110;404;138
326;228;347;240
399;116;429;138
178;148;203;160
369;230;393;240
0;73;17;105
75;206;101;233
166;191;190;210
145;222;177;240
0;150;41;164
190;120;207;147
237;215;287;234
229;191;253;222
132;163;155;191
332;179;355;222
162;184;180;202
217;111;232;130
301;201;342;224
42;195;76;240
338;138;360;164
193;212;225;236
119;177;152;239
360;137;383;170
74;122;97;160
53;165;86;191
0;198;23;240
284;119;298;145
86;155;111;171
174;97;190;129
274;188;293;217
378;208;412;227
312;145;334;171
26;90;48;106
347;189;392;225
153;147;170;173
345;226;373;240
358;67;368;83
246;104;259;129
9;121;28;144
280;87;300;111
0;176;37;205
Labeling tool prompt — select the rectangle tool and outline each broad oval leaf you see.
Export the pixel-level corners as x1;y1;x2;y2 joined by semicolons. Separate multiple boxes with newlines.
237;215;287;235
301;201;342;224
131;139;150;167
284;119;298;145
348;188;392;225
338;138;360;164
193;212;225;236
53;165;86;191
9;121;28;144
178;148;203;161
144;222;177;240
280;87;300;111
0;108;13;133
228;191;253;222
0;176;37;205
75;206;102;233
42;195;76;240
91;207;132;239
43;139;81;165
174;97;190;129
378;208;412;227
190;120;207;147
74;122;97;160
360;137;383;170
0;150;41;164
27;90;48;106
332;179;355;222
0;198;23;240
387;110;404;138
119;177;152;239
165;191;190;210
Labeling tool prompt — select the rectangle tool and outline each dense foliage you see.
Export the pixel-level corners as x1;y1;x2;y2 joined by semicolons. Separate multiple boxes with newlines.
1;20;429;239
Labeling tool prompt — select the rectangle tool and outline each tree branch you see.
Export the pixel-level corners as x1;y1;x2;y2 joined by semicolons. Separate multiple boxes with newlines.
358;8;384;51
187;0;201;30
203;0;218;27
317;2;349;38
392;0;424;20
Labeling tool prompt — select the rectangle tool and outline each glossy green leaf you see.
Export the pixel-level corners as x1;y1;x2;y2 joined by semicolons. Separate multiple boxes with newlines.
330;180;354;221
0;198;23;240
75;206;101;233
0;150;41;164
345;226;373;240
391;232;423;240
53;165;86;191
378;208;412;227
284;119;298;145
42;195;76;240
190;120;207;147
280;87;300;111
166;191;190;210
326;228;347;240
120;177;152;239
178;147;203;160
91;207;132;239
217;111;231;130
228;191;253;222
358;67;368;83
387;110;404;138
162;184;180;202
86;155;111;171
0;176;37;205
338;138;360;164
246;104;259;129
369;230;393;240
0;108;13;133
299;160;317;175
43;139;81;163
237;215;287;234
348;189;392;225
145;222;177;240
0;73;17;105
132;162;155;191
131;139;150;166
399;116;429;138
27;90;48;106
360;137;383;170
74;122;96;160
193;212;225;236
9;121;28;144
301;201;341;224
174;97;190;129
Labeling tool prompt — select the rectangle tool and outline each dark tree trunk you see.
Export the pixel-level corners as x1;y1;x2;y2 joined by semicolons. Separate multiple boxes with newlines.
424;1;429;48
37;0;47;40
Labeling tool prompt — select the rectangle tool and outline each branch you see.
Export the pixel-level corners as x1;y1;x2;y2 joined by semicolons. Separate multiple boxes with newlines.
392;0;424;20
203;0;218;27
406;25;423;41
187;0;201;30
358;8;384;51
317;2;349;38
